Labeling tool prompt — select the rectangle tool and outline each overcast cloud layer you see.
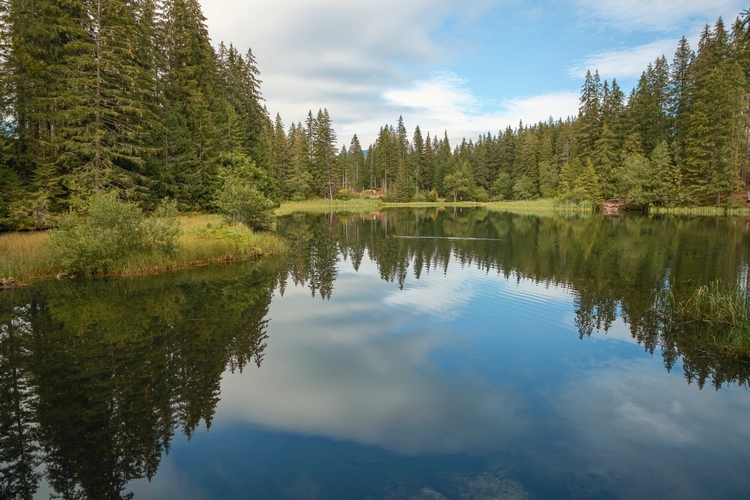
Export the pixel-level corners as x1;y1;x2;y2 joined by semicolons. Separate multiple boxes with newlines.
201;0;746;146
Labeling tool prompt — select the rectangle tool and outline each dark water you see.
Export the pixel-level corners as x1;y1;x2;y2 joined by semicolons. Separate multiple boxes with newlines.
2;208;750;499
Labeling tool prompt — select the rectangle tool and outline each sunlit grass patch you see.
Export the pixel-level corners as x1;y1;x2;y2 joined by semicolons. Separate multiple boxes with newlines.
485;199;594;213
381;201;484;208
276;199;379;215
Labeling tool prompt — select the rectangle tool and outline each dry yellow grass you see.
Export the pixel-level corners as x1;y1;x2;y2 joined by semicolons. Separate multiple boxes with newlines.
0;231;56;284
0;214;286;286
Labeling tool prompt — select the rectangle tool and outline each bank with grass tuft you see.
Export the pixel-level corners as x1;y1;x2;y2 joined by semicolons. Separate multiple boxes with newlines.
1;195;285;287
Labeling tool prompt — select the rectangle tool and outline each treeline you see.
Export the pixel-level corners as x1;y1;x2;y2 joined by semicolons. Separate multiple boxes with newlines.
270;15;750;206
2;1;749;230
0;0;274;229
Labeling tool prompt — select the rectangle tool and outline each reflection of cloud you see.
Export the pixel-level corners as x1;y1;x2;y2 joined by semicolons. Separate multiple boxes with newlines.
505;273;571;302
382;258;477;320
552;360;750;497
216;257;526;455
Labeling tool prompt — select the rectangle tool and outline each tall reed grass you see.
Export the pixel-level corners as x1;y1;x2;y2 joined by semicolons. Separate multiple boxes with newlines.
673;281;750;354
0;214;286;286
0;231;56;285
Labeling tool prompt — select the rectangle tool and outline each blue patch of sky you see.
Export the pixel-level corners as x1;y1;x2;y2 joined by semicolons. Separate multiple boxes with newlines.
425;0;742;115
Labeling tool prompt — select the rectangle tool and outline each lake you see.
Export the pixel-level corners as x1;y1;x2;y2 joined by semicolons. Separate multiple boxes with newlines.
2;208;750;499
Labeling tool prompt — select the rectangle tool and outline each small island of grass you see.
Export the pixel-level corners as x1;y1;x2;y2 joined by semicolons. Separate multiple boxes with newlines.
1;194;285;288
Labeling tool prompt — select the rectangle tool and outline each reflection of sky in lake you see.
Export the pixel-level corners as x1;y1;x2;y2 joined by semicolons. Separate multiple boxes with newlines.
129;253;750;499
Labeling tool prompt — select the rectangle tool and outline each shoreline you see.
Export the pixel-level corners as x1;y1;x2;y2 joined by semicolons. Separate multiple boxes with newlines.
0;214;286;288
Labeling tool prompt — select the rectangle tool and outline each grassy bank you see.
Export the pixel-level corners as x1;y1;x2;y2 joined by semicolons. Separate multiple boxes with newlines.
649;206;750;216
485;199;594;213
0;214;285;286
275;199;379;215
276;198;594;215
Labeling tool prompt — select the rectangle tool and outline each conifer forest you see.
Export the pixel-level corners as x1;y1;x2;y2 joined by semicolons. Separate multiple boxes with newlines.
1;1;750;229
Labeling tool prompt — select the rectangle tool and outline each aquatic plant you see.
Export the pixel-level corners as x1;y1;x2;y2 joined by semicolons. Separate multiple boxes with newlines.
674;281;750;353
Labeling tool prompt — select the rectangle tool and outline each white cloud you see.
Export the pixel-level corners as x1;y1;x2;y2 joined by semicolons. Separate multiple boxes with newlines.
199;1;582;147
576;0;744;32
569;39;682;80
200;0;493;143
382;73;579;143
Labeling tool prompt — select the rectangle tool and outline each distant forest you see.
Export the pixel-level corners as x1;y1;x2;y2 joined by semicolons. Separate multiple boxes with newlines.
1;0;749;229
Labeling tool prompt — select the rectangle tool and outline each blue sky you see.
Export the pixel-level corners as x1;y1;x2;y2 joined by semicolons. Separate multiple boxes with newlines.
201;0;746;146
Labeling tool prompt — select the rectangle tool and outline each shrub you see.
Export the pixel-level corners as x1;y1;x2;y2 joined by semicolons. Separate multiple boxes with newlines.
512;176;536;200
216;180;275;230
144;199;181;254
216;157;276;231
48;193;180;275
426;190;438;202
491;173;513;200
474;187;489;202
335;189;356;200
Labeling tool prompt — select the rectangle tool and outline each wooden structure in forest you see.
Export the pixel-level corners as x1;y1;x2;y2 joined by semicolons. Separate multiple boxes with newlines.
601;199;626;215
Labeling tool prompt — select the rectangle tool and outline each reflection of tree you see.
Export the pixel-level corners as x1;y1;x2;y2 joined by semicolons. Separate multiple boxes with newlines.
0;262;275;499
275;209;750;389
0;301;41;499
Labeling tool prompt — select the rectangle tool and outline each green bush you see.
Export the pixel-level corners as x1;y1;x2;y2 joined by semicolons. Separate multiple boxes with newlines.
216;156;276;230
335;189;356;200
474;187;489;202
145;199;181;254
512;176;536;200
216;180;275;230
426;190;438;202
491;173;513;200
48;193;181;275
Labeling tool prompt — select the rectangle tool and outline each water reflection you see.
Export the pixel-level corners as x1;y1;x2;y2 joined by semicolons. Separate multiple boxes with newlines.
276;209;750;389
1;208;750;498
0;264;275;498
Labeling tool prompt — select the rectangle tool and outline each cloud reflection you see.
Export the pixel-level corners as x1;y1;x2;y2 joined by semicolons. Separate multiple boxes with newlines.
216;257;526;456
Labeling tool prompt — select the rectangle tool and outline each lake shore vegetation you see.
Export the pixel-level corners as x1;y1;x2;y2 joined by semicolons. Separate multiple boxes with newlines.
276;198;594;215
1;197;285;287
657;280;750;356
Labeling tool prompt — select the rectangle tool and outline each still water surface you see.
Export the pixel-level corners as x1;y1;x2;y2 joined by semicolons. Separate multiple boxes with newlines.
2;208;750;499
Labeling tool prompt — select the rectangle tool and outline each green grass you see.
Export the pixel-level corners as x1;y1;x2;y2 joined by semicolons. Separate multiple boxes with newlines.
485;199;594;213
650;206;750;216
276;198;594;215
381;201;485;208
0;214;286;286
275;199;379;215
672;281;750;354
